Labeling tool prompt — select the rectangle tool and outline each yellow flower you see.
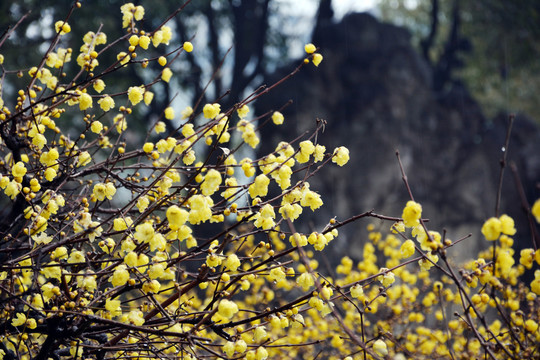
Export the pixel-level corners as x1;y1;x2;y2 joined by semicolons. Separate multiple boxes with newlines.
381;271;396;287
206;253;222;268
110;265;130;287
164;106;174;119
117;51;130;65
255;347;268;360
91;121;103;133
181;106;193;119
313;144;325;162
183;41;194;52
223;341;235;357
154;121;166;134
201;169;222;196
136;196;150;212
203;103;221;119
142;279;161;293
275;164;292;190
127;86;144;105
188;195;213;224
26;318;37;329
400;239;415;258
297;272;314;291
248;174;270;198
5;180;22;199
133;5;145;20
237;104;250;118
295;142;312;163
402;200;422;227
32;133;46;149
134;222;155;243
225;254;241;271
98;96;115;111
11;313;27;327
272;111;284;125
93;79;106;93
531;270;540;295
143;142;154;153
93;183;116;201
139;35;150;49
39;148;59;167
499;214;516;235
304;43;316;54
351;284;364;298
332;146;349;166
128;35;139;47
77;151;92;167
481;217;502;241
44;168;56;181
79;92;93;110
54;21;71;35
300;188;323;211
373;339;388;356
105;298;122;317
519;248;534;269
158;56;167;66
218;299;238;319
166;205;188;230
525;319;539;333
11;161;27;178
161;26;172;44
254;326;268;342
161;68;173;82
254;204;276;230
532;198;540;223
127;310;145;326
312;53;323;66
144;91;154;105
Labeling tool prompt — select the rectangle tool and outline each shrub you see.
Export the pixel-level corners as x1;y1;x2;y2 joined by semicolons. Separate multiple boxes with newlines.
0;2;539;360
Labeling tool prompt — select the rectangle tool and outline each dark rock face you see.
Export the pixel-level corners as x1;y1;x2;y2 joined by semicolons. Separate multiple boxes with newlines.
257;13;540;259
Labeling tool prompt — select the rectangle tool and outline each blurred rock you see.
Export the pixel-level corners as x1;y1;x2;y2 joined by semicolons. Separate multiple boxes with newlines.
257;13;540;261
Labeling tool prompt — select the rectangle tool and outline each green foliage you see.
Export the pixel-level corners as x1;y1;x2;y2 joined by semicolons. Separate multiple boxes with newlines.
377;0;540;121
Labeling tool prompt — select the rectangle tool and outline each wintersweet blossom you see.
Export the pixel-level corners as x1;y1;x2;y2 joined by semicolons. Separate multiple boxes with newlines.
272;111;284;125
110;265;130;287
499;214;517;235
402;200;422;227
225;254;241;271
481;217;502;241
218;299;238;319
183;41;194;52
400;239;415;258
332;146;349;166
249;174;270;198
98;96;115;111
203;103;221;119
166;205;188;230
11;161;27;178
373;339;388;356
79;92;93;110
304;43;316;54
532;198;540;223
128;86;144;105
11;313;27;327
201;169;222;196
164;106;174;119
161;68;173;82
312;53;323;66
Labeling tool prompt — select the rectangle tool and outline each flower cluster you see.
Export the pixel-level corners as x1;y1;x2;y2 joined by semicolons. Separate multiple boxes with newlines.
0;2;538;360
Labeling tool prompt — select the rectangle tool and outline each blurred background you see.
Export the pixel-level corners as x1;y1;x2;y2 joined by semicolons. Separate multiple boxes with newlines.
1;0;539;263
